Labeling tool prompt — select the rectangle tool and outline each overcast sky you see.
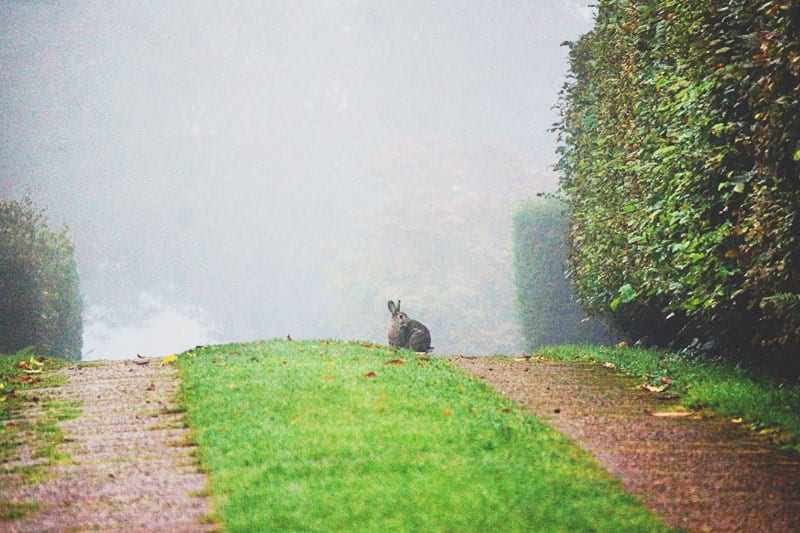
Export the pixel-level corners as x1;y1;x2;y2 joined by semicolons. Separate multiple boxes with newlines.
1;1;595;358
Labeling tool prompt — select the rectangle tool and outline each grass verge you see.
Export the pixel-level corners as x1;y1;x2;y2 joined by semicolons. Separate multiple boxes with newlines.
1;351;78;519
177;339;670;532
539;345;800;452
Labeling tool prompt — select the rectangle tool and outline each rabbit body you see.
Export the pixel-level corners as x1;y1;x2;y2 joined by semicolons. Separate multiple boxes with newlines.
387;300;432;353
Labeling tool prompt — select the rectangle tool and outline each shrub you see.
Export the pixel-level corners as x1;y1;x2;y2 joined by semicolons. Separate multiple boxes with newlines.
555;1;800;363
0;197;82;359
512;197;616;350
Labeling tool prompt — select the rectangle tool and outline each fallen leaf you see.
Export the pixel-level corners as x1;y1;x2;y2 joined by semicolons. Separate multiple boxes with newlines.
441;408;452;416
616;341;628;348
145;382;156;391
384;359;404;365
602;362;617;369
363;371;376;378
731;417;743;424
660;377;673;385
639;383;669;393
162;354;179;365
320;375;334;382
651;410;693;418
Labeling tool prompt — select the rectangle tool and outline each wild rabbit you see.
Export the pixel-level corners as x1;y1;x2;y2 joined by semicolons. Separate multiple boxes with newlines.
387;299;432;353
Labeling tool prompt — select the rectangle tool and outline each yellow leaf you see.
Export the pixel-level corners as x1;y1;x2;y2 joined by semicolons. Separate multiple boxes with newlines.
29;356;44;368
731;417;743;424
162;354;179;365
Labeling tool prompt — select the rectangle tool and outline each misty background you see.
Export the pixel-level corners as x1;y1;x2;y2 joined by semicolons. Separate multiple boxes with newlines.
1;2;594;359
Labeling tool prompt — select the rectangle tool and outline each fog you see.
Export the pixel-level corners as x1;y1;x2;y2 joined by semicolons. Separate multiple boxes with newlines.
1;2;594;359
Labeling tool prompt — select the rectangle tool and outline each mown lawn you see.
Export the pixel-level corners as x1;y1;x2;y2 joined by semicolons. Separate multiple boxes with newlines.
177;339;670;532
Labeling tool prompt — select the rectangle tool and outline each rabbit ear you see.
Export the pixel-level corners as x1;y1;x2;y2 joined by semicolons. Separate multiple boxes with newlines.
397;299;401;312
388;300;397;315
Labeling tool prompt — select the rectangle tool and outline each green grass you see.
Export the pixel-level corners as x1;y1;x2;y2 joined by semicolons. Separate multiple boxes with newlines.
1;352;78;487
0;501;39;521
539;345;800;451
177;339;670;532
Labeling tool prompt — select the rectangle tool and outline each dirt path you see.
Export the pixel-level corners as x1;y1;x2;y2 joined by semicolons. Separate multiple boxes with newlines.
451;356;800;532
1;360;214;532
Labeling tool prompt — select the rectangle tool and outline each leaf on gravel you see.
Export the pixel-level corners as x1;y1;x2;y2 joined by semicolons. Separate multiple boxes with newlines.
639;383;669;393
651;410;693;418
162;354;179;365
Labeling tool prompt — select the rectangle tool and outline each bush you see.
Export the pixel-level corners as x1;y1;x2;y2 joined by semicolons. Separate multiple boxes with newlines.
512;197;616;350
555;1;800;363
0;197;82;359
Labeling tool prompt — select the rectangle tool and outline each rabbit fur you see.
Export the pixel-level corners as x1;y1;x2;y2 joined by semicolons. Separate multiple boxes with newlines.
387;299;432;353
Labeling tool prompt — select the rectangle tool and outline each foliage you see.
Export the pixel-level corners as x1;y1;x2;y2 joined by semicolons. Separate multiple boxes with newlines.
0;197;83;359
539;344;800;453
555;1;800;362
323;139;551;355
177;340;669;531
512;197;616;349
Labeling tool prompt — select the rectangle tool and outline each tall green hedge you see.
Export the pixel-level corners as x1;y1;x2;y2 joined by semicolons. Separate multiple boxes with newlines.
513;198;616;350
0;197;83;359
555;1;800;361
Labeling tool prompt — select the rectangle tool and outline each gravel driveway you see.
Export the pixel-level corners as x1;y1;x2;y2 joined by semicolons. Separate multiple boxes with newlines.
1;360;214;532
451;355;800;532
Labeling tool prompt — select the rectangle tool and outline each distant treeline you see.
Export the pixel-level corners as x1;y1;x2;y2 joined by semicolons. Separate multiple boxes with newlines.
0;197;82;359
552;1;799;363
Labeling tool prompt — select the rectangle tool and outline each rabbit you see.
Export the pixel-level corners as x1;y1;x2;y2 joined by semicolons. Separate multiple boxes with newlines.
387;299;432;353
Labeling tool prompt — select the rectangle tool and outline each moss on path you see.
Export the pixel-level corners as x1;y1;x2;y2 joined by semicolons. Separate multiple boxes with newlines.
0;360;214;532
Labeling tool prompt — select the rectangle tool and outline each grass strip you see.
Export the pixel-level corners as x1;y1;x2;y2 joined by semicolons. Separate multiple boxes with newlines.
177;339;670;532
1;352;78;519
540;345;800;451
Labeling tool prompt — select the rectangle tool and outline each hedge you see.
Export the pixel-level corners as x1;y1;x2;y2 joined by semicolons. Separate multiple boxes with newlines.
0;197;83;359
513;197;616;350
554;1;800;363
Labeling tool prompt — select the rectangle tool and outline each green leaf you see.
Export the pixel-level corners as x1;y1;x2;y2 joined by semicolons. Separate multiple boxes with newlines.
618;283;638;304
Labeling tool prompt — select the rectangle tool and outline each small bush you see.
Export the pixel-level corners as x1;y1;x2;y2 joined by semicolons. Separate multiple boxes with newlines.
0;197;82;359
